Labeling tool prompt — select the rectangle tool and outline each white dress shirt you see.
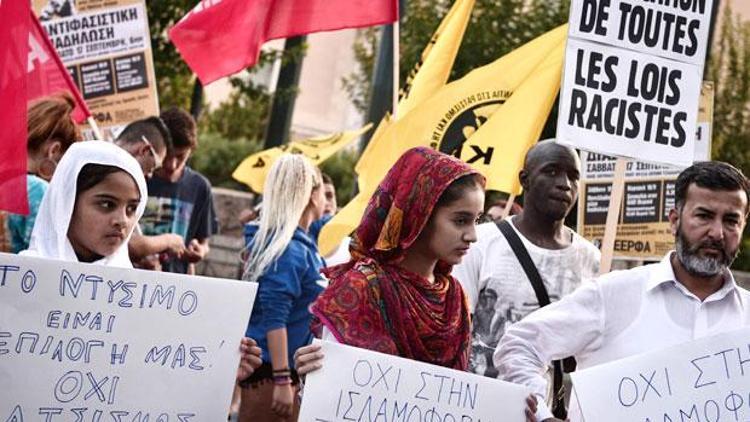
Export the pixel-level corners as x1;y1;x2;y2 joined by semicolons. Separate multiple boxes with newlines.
494;252;750;421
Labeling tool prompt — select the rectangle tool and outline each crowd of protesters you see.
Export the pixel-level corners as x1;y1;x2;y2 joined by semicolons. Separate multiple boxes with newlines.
3;93;749;422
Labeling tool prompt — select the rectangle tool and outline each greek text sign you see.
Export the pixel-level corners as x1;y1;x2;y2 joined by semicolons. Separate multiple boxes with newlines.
0;253;257;421
33;0;160;140
572;327;750;422
299;340;531;422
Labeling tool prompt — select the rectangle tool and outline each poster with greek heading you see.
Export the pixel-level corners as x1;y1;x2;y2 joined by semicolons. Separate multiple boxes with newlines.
577;81;713;260
0;253;257;421
299;340;531;422
557;0;714;168
571;327;750;422
32;0;159;140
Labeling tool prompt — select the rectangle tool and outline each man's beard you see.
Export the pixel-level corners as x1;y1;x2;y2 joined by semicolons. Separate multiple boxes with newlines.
675;225;738;277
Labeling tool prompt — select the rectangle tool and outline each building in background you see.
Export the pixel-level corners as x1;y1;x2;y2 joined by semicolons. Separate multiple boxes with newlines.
729;0;750;17
205;29;363;140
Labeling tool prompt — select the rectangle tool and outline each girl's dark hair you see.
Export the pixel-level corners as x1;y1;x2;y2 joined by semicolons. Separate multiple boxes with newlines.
436;173;484;208
76;164;127;196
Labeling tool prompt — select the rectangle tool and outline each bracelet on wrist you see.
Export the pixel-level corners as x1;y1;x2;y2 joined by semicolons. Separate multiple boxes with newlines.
273;376;292;386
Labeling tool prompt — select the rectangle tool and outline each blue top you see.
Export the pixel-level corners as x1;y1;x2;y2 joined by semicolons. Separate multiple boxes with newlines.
244;224;325;367
307;214;333;244
8;175;48;253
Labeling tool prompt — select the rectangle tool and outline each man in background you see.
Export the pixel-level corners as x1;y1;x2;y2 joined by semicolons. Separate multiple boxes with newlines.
115;117;187;268
139;107;218;274
453;140;601;377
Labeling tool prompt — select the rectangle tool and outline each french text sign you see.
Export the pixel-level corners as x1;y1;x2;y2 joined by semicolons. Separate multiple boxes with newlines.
568;0;714;66
558;0;712;167
299;340;531;422
0;253;257;421
572;327;750;421
558;38;701;168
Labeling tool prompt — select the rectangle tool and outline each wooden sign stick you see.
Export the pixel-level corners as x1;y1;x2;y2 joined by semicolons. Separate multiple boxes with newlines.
500;193;517;219
599;157;628;275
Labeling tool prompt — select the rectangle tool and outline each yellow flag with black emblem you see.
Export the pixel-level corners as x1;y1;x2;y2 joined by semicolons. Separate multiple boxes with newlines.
319;25;567;255
356;0;475;176
232;124;372;193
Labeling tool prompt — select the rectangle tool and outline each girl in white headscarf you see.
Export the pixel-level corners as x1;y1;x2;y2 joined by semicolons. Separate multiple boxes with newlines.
20;140;264;385
21;140;147;267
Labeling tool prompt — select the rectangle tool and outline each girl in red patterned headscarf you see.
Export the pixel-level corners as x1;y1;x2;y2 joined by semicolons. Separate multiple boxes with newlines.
310;146;486;369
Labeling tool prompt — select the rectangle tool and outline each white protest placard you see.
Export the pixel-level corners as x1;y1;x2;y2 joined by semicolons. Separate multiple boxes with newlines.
568;0;714;66
557;0;713;168
0;253;257;421
558;37;702;168
299;340;531;422
572;327;750;421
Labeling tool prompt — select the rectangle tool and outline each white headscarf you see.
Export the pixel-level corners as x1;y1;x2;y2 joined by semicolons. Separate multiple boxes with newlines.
22;141;147;268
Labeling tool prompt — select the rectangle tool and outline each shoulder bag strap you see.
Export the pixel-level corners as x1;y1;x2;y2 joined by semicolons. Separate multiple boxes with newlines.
496;219;569;420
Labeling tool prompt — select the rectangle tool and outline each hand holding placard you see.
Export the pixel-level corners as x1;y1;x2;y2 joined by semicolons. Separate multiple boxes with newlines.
0;253;257;421
299;340;531;422
572;327;750;421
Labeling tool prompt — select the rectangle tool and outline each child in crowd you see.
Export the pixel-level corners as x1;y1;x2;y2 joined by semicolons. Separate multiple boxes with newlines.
20;140;261;394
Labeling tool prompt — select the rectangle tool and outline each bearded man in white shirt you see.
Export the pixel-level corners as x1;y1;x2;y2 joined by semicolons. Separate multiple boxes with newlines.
495;161;750;422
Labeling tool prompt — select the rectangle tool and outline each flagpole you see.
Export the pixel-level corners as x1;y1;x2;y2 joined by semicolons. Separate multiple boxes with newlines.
87;116;105;141
500;193;516;219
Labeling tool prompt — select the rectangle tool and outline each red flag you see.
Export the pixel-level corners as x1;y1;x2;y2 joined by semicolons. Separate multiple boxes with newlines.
28;12;91;124
169;0;399;85
0;0;30;214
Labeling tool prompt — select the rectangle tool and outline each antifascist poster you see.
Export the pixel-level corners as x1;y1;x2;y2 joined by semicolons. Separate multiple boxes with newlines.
32;0;159;140
557;0;714;168
577;82;714;260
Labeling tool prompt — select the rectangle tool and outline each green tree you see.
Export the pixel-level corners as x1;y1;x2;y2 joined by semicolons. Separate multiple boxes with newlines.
147;1;196;109
200;77;272;142
707;4;750;271
190;132;264;190
320;149;360;206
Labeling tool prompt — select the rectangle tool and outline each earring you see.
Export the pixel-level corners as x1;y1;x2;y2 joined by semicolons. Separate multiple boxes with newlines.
37;158;58;181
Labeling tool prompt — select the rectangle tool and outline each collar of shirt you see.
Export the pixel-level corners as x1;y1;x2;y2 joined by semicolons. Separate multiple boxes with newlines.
645;251;744;308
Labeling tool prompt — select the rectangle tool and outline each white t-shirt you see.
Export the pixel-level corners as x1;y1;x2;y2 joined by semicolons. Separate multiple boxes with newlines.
452;217;600;377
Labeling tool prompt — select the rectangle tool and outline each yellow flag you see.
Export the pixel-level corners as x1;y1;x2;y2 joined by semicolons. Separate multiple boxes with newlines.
232;124;372;193
354;113;392;177
356;0;475;175
398;0;475;116
460;46;564;193
319;25;567;255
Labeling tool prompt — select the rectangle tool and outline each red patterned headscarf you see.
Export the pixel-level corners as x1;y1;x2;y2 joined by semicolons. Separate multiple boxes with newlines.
312;147;483;370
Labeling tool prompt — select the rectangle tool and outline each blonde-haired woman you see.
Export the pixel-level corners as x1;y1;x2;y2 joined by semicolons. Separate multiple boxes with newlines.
239;154;325;422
